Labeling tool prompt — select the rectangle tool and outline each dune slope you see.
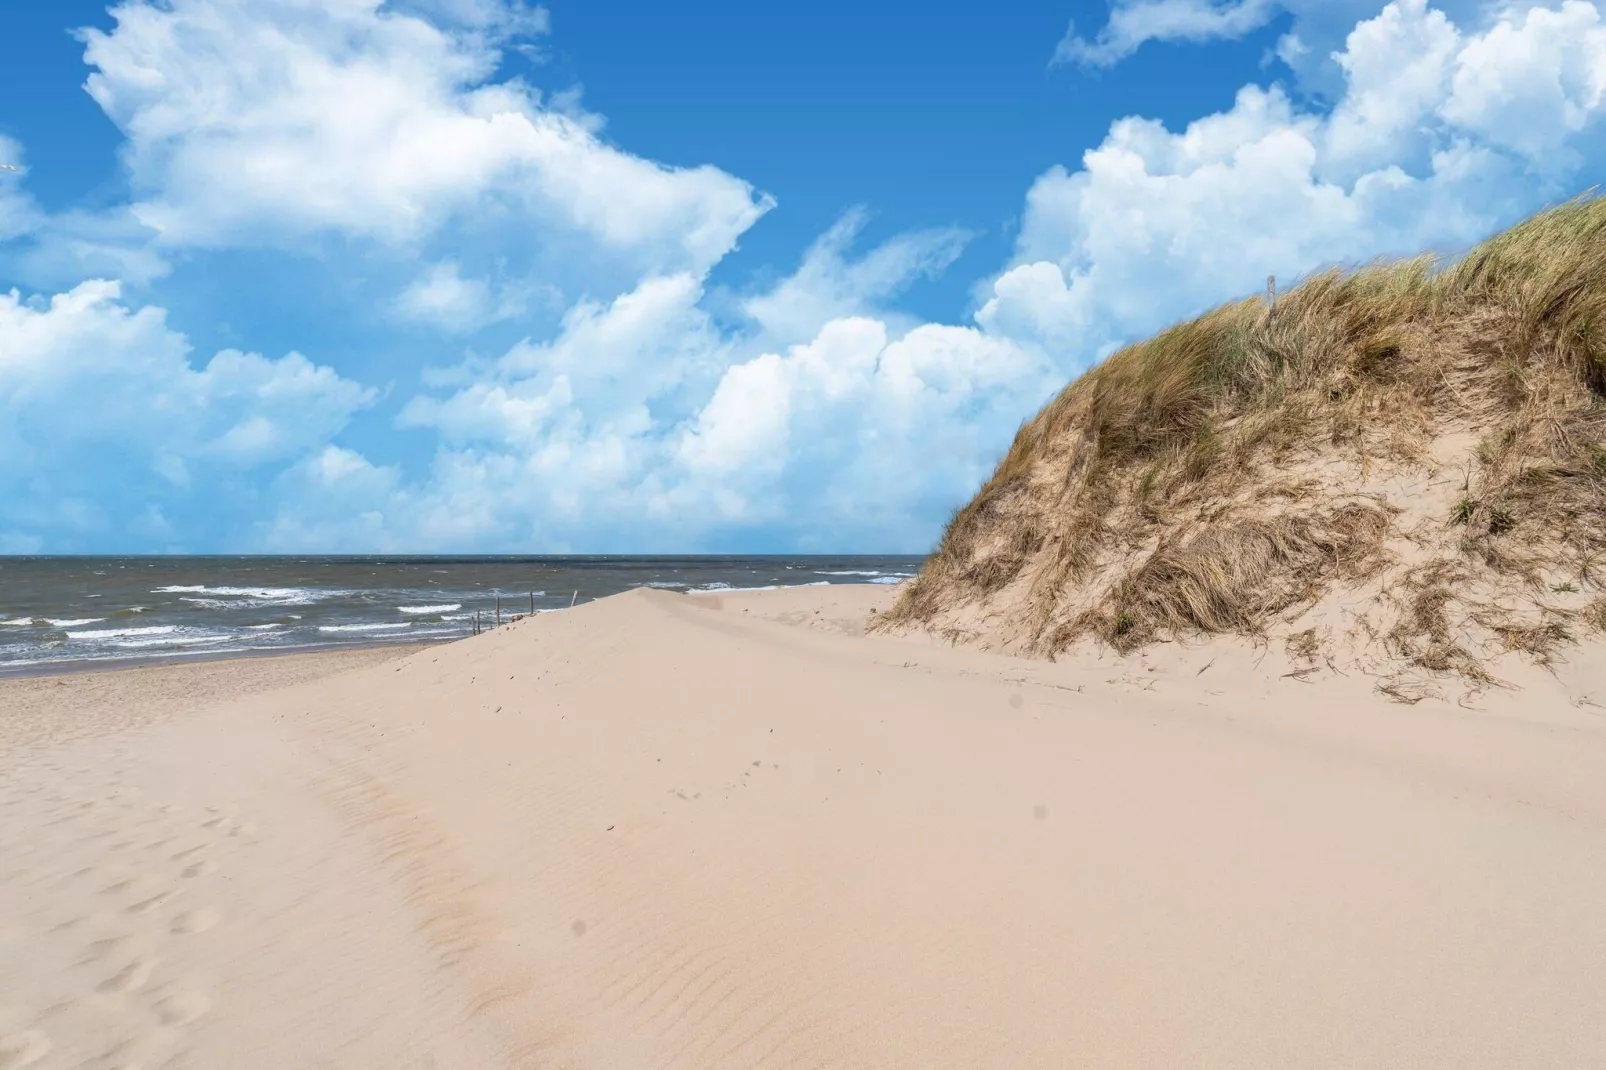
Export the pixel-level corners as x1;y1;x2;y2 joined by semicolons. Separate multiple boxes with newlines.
882;197;1606;694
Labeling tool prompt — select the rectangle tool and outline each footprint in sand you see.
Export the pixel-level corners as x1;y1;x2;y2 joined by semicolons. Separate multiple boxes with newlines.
98;958;154;994
126;892;173;915
169;908;220;935
180;859;215;879
82;935;134;962
101;874;164;899
154;990;212;1026
0;1029;52;1069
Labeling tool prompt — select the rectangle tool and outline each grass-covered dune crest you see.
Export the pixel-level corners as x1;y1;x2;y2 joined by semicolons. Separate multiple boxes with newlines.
880;195;1606;694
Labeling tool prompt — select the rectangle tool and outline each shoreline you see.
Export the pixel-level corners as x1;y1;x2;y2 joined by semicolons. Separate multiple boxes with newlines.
0;635;453;681
0;558;920;677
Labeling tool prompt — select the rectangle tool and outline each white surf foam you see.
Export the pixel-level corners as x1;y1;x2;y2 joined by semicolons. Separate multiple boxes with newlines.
688;581;830;595
317;622;412;633
111;634;233;649
155;585;335;605
817;570;899;577
397;604;461;614
46;618;106;628
67;625;177;639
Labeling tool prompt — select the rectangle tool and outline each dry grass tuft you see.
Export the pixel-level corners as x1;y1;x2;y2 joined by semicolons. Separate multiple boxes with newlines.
881;195;1606;681
1060;501;1391;652
1384;565;1491;680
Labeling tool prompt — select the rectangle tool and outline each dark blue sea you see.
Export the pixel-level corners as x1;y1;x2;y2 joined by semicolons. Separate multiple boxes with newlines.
0;556;923;674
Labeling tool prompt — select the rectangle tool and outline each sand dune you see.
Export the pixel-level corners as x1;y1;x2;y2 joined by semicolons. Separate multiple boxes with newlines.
3;584;1605;1068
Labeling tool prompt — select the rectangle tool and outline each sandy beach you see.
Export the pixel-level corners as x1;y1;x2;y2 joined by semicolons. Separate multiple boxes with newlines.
3;582;1604;1068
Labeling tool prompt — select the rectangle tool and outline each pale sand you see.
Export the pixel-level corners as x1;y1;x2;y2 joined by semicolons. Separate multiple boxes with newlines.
2;585;1604;1068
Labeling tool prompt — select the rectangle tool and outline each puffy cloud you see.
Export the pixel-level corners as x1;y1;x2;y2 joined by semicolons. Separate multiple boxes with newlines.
0;280;372;547
1440;0;1606;163
394;260;550;331
740;209;971;343
0;140;171;288
400;272;727;445
80;0;770;276
1322;0;1606;175
1051;0;1491;92
1322;0;1462;176
396;262;499;331
257;445;406;551
985;0;1606;364
1053;0;1282;68
670;319;1057;542
286;230;1060;551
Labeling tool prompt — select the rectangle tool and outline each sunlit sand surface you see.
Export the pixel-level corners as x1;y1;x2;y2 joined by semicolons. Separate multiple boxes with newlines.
2;585;1603;1068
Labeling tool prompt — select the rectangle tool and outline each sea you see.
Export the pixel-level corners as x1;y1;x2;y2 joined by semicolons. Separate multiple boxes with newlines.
0;556;924;676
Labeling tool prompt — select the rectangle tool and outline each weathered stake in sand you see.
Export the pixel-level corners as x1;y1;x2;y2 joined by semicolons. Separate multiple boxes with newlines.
2;583;1604;1068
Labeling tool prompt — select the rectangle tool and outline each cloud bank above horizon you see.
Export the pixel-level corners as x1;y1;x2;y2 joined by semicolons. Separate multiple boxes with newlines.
3;0;1606;553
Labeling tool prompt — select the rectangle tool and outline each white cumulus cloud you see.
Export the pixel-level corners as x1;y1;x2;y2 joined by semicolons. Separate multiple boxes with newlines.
741;209;971;344
0;280;372;547
987;0;1606;365
80;0;770;276
1440;0;1606;163
1053;0;1282;68
297;228;1061;551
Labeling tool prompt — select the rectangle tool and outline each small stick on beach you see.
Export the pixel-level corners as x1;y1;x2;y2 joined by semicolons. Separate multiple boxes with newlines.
530;591;535;615
496;597;501;627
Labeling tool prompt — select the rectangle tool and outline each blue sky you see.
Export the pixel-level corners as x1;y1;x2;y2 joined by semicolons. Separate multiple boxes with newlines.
2;0;1603;553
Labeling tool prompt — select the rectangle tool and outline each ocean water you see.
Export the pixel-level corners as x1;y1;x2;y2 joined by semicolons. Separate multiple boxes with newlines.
0;556;923;675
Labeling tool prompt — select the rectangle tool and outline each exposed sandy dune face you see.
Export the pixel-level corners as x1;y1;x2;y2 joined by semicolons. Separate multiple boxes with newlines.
884;199;1606;697
2;585;1604;1068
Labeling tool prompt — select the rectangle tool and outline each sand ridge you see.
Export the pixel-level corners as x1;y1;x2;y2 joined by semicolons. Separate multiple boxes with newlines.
3;583;1605;1067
